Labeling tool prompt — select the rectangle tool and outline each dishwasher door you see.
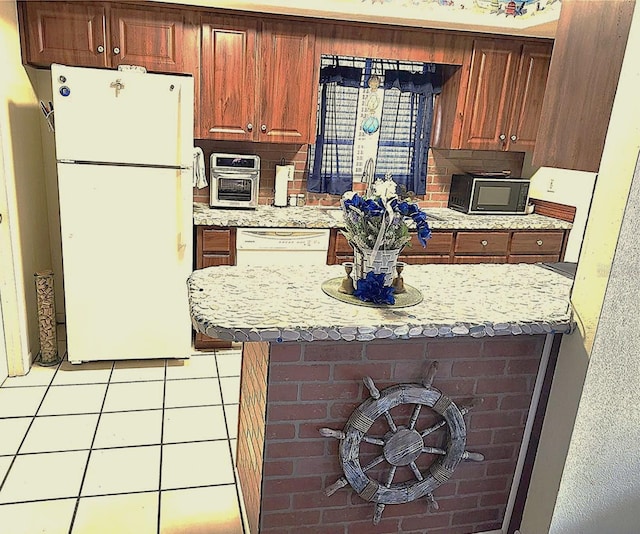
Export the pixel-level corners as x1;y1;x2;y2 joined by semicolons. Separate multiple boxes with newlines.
236;228;330;266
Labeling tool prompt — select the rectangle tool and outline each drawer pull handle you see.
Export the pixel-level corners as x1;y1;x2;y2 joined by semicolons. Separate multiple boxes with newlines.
481;240;488;246
537;240;543;246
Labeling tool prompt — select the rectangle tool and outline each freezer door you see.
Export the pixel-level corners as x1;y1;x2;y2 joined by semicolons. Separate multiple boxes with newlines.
51;64;193;168
57;163;193;362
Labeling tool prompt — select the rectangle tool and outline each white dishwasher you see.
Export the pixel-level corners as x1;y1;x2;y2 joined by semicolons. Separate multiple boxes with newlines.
236;228;330;266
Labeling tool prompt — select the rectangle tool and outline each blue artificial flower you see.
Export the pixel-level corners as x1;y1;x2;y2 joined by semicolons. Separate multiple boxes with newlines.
416;223;432;247
341;178;432;251
363;198;384;217
353;271;396;305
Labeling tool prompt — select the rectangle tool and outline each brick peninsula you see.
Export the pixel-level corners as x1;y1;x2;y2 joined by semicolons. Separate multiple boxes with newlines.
188;263;574;534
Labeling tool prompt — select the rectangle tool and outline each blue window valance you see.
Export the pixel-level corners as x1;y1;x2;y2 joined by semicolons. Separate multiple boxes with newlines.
308;57;442;196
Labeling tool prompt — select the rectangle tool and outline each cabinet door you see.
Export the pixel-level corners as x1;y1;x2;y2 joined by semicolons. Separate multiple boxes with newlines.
532;0;635;172
201;15;258;140
21;1;108;68
258;21;316;143
110;6;186;73
460;39;521;150
506;43;552;152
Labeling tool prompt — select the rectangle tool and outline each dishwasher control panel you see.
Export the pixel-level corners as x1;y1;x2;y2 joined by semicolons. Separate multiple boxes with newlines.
235;228;330;266
236;228;330;250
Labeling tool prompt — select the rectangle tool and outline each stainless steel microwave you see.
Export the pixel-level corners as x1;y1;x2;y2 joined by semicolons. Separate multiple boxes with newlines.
448;173;530;215
210;153;260;209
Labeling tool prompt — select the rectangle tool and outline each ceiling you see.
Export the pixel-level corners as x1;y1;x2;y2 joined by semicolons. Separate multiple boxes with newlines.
163;0;560;39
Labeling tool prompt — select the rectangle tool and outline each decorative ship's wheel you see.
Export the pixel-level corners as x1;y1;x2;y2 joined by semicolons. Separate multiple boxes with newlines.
320;362;484;525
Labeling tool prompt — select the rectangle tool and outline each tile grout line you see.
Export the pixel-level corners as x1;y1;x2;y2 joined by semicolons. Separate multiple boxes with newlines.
0;360;63;499
214;349;247;534
156;359;168;534
67;361;115;534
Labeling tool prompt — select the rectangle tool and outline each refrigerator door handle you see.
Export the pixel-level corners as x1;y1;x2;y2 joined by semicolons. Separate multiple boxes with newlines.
177;171;187;258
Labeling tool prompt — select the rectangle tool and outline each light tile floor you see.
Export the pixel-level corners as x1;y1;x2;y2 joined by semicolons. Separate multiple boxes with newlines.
0;332;245;534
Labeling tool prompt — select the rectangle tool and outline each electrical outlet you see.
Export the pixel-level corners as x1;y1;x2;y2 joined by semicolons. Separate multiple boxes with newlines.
547;177;555;192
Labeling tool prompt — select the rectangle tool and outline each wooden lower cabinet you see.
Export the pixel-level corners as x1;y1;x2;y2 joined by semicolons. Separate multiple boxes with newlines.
328;228;568;265
454;255;509;264
194;226;237;350
328;229;454;265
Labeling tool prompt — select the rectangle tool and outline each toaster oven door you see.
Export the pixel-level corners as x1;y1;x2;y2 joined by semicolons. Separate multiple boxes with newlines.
214;173;256;202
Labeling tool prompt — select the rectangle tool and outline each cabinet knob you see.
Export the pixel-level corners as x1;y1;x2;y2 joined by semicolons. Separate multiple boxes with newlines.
481;240;488;246
537;239;543;246
510;135;517;142
113;46;121;55
97;45;104;53
261;124;267;133
247;123;253;131
499;134;506;141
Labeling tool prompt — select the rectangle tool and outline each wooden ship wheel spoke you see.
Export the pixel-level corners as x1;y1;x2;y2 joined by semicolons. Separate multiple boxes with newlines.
320;361;484;525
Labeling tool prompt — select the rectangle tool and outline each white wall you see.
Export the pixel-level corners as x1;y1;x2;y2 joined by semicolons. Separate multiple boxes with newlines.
0;1;52;375
0;118;9;384
33;69;64;323
521;2;640;532
528;167;596;262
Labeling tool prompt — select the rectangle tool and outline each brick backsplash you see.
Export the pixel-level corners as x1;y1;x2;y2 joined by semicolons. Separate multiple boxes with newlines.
237;335;545;534
194;140;525;208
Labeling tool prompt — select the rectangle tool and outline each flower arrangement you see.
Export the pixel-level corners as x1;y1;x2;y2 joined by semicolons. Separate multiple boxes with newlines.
340;175;431;304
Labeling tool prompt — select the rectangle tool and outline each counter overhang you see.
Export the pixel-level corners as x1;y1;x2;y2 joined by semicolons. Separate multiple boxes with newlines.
188;263;575;343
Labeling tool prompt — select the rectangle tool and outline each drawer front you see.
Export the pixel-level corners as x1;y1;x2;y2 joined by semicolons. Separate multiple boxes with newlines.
454;232;510;255
508;254;560;264
400;255;451;265
202;228;232;253
201;254;233;267
335;233;353;254
409;231;454;255
337;231;454;255
510;231;564;255
453;255;508;264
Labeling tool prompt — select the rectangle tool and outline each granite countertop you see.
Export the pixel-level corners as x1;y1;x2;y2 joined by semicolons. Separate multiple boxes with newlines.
188;263;574;343
193;202;573;231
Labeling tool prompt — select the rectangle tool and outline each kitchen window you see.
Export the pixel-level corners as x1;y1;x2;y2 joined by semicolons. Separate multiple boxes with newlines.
308;55;442;196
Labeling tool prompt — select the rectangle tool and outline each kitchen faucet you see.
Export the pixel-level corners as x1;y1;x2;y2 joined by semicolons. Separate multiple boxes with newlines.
362;157;375;197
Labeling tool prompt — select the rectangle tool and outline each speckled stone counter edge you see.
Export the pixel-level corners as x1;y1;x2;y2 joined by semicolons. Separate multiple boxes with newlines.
188;264;575;343
190;317;574;343
193;203;573;231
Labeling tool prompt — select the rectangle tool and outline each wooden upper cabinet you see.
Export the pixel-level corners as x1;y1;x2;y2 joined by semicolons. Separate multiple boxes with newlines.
461;40;521;150
109;6;187;73
20;2;109;68
200;16;316;143
506;43;552;151
259;21;316;143
200;15;258;140
19;1;192;73
533;0;634;172
460;39;551;152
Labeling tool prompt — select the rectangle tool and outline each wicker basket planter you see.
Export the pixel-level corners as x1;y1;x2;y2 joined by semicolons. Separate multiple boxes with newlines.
353;247;402;286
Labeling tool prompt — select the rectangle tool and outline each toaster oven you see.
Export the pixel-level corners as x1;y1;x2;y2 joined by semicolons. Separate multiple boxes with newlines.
210;153;260;209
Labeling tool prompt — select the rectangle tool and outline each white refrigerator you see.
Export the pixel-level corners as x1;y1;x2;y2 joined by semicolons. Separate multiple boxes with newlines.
51;64;194;364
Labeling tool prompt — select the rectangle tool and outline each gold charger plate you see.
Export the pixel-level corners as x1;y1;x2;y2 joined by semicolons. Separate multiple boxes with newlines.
321;277;423;308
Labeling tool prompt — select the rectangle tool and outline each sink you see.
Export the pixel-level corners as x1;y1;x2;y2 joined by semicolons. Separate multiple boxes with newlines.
314;206;446;222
